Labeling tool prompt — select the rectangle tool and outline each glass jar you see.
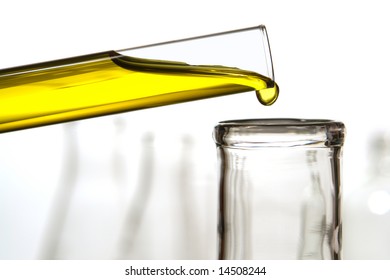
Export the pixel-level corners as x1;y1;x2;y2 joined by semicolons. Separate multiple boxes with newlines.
213;119;345;259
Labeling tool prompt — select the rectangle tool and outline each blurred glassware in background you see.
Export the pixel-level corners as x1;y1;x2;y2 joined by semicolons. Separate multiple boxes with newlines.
35;117;218;259
343;132;390;259
214;119;345;259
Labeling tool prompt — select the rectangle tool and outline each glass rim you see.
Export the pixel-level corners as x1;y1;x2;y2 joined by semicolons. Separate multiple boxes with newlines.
217;118;342;127
213;118;345;148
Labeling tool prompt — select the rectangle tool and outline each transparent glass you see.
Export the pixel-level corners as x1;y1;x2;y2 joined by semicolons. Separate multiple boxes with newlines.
0;25;277;133
213;119;345;260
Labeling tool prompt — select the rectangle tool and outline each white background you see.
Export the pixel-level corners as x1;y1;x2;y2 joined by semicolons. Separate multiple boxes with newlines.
0;0;389;260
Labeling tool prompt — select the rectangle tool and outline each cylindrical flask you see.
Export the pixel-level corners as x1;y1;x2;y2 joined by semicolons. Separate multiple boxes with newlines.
213;119;345;259
0;25;277;133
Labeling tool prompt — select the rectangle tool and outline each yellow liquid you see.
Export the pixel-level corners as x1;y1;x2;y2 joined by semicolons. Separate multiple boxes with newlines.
0;51;279;133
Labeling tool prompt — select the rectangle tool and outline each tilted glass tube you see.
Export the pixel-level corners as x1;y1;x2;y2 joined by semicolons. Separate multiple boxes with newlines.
0;25;278;133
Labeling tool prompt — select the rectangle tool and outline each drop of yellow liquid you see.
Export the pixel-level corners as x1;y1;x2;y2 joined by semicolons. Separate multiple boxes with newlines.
256;82;279;106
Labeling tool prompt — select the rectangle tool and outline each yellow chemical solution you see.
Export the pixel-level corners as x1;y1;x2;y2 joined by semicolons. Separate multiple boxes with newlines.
0;51;279;133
